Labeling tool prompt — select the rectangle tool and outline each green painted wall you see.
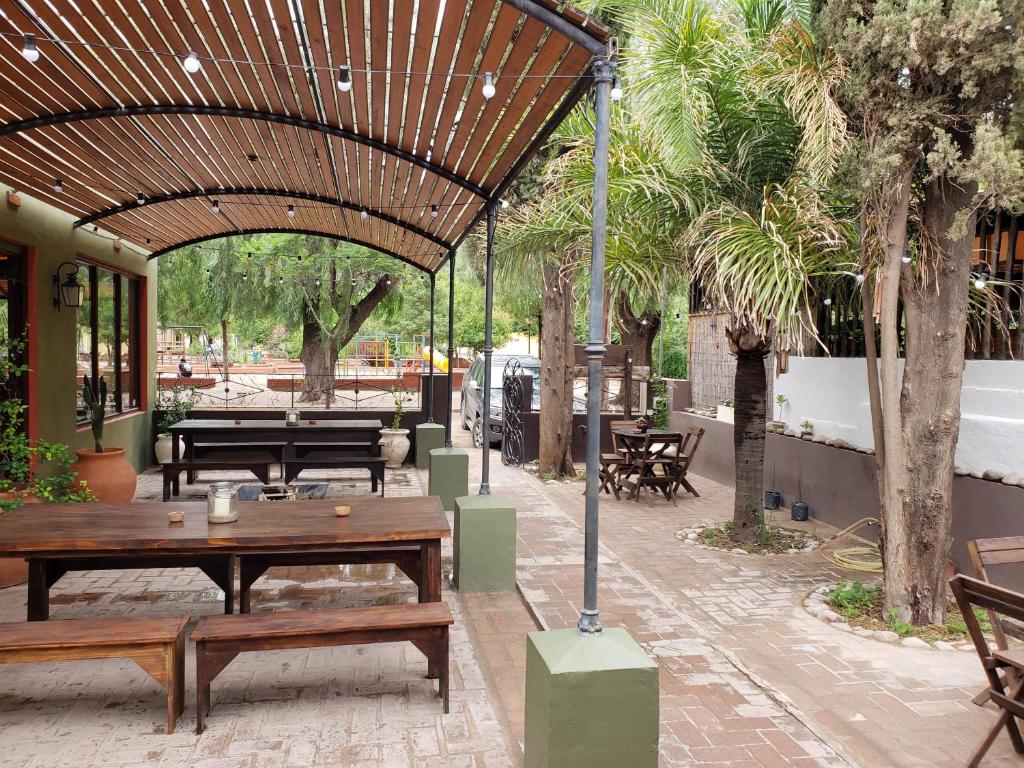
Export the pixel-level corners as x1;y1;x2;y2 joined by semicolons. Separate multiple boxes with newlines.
0;184;158;472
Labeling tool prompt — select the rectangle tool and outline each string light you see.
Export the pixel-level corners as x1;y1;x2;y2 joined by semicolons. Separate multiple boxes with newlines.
145;237;151;245
974;275;987;290
279;276;285;285
610;75;623;101
337;66;352;92
430;204;438;218
482;72;495;100
360;209;368;221
53;178;62;193
242;272;248;280
823;297;832;306
855;273;866;284
287;204;295;218
314;278;321;287
351;276;356;286
211;199;220;214
136;191;145;205
500;199;509;210
183;52;201;73
902;253;912;264
21;34;40;63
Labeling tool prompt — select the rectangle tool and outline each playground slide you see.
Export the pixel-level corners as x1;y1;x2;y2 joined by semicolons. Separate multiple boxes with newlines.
422;346;449;373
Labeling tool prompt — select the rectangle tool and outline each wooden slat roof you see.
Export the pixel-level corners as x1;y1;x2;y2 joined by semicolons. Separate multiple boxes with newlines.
0;0;608;272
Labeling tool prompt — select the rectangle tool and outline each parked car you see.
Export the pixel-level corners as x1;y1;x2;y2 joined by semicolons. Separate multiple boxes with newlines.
460;353;585;447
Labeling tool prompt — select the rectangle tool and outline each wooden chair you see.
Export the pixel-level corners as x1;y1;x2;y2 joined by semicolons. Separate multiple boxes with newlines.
670;426;705;499
949;574;1024;767
969;537;1024;650
596;420;637;500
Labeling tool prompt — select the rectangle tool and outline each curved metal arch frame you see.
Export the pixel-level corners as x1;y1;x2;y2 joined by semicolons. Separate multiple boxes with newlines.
146;228;437;274
74;187;454;250
0;105;488;199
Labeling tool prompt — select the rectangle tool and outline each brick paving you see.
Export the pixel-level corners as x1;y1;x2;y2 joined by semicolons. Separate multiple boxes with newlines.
445;427;1019;767
0;466;515;768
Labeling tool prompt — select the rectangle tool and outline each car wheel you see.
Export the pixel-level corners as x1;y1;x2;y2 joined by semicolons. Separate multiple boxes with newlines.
472;417;484;448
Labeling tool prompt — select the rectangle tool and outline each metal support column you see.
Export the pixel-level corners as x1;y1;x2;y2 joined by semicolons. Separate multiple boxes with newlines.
427;273;436;422
479;200;499;495
578;58;614;635
445;249;457;447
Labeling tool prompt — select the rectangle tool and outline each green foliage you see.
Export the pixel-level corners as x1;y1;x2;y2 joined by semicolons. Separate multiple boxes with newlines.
0;336;94;513
650;378;669;429
81;373;108;453
156;385;197;433
827;581;880;618
389;388;411;430
800;419;813;433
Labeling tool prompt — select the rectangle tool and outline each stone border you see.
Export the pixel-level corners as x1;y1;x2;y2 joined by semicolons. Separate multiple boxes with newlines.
675;522;819;556
803;584;976;651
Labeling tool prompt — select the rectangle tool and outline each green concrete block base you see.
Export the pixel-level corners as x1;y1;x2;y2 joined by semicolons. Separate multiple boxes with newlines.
428;448;468;511
453;494;517;592
415;423;446;469
525;628;659;768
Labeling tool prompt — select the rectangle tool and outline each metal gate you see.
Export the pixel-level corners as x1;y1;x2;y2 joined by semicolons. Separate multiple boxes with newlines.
501;358;525;466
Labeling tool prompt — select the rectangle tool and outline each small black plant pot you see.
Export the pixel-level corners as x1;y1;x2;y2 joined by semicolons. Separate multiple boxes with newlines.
791;501;809;522
764;490;782;510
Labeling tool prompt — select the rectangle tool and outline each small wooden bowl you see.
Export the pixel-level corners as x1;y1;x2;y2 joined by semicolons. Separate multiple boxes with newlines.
308;419;318;425
334;504;351;517
167;510;185;524
233;419;241;425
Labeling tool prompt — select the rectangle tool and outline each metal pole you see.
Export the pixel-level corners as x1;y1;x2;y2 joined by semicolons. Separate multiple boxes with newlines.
579;57;614;635
427;274;436;422
658;266;667;378
479;200;499;495
445;249;456;447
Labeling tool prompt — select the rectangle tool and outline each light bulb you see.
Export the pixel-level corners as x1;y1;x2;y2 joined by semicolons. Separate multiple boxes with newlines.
640;318;648;326
430;204;438;218
351;277;356;286
21;35;40;63
610;75;623;101
855;273;866;284
297;254;302;262
482;72;495;100
242;272;248;280
247;251;253;259
287;204;295;218
385;277;392;286
211;199;220;214
360;209;368;221
145;238;151;245
824;298;832;306
279;276;284;285
315;278;321;287
337;65;352;92
902;254;912;264
136;191;145;205
183;52;201;74
974;277;986;290
53;178;63;193
500;198;509;210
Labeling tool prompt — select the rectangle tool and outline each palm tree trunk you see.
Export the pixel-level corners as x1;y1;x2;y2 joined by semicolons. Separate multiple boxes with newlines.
730;329;769;544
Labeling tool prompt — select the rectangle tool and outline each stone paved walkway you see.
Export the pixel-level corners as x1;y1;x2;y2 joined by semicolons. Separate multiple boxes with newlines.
445;428;1019;767
0;467;515;768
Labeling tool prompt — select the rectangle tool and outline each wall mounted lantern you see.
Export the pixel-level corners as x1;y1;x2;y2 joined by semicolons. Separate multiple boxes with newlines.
53;261;84;311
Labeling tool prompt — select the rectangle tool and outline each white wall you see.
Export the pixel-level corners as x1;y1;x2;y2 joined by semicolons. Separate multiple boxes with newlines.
774;358;1024;475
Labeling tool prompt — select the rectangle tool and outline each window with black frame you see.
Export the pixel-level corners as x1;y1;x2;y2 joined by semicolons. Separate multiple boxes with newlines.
75;262;142;423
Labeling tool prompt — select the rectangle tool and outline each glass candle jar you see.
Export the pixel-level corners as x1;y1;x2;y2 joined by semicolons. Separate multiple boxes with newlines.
285;408;300;426
207;481;238;523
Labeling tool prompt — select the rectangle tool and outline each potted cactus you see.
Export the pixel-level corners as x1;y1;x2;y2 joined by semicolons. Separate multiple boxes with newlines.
70;374;138;502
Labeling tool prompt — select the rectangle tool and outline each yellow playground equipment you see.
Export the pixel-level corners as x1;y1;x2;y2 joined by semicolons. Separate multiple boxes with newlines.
422;346;449;373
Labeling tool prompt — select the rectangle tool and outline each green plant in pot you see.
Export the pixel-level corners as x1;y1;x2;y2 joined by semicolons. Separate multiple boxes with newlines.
154;384;195;463
799;419;814;438
70;373;138;502
379;387;412;468
791;472;809;521
772;394;787;432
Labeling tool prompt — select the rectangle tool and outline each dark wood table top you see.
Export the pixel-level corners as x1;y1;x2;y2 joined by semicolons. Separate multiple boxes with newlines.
0;497;449;556
169;419;383;431
613;428;681;439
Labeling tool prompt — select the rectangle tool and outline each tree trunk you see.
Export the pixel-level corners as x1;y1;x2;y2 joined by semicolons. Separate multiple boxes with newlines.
220;318;230;382
728;323;769;544
881;167;974;626
614;293;660;369
538;257;576;479
298;275;397;404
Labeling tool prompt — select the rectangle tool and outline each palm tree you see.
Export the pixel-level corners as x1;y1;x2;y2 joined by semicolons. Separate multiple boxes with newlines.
621;0;853;541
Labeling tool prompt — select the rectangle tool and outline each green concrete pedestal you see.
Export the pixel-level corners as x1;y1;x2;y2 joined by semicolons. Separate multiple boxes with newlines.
525;628;659;768
453;494;516;592
415;423;446;469
428;448;468;511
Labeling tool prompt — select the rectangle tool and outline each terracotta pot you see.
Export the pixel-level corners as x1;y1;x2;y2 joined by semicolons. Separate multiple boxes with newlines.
72;447;138;502
0;492;37;588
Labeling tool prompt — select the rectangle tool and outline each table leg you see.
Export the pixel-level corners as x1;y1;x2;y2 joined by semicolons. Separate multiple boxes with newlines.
199;556;235;614
186;434;196;484
238;557;270;614
27;559;49;621
419;541;442;603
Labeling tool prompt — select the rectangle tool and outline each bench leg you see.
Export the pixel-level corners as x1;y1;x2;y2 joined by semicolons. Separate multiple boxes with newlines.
195;644;239;734
164;636;185;733
441;626;450;714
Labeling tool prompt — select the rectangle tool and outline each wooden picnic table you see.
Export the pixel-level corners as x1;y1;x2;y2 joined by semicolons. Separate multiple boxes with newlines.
0;497;449;621
611;429;690;502
168;418;384;464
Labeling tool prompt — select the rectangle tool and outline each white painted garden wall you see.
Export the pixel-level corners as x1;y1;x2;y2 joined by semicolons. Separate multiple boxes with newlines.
774;358;1024;475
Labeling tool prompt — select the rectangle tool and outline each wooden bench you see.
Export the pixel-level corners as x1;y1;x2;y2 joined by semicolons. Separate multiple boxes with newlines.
0;616;187;732
190;603;453;732
162;452;277;501
283;454;386;494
